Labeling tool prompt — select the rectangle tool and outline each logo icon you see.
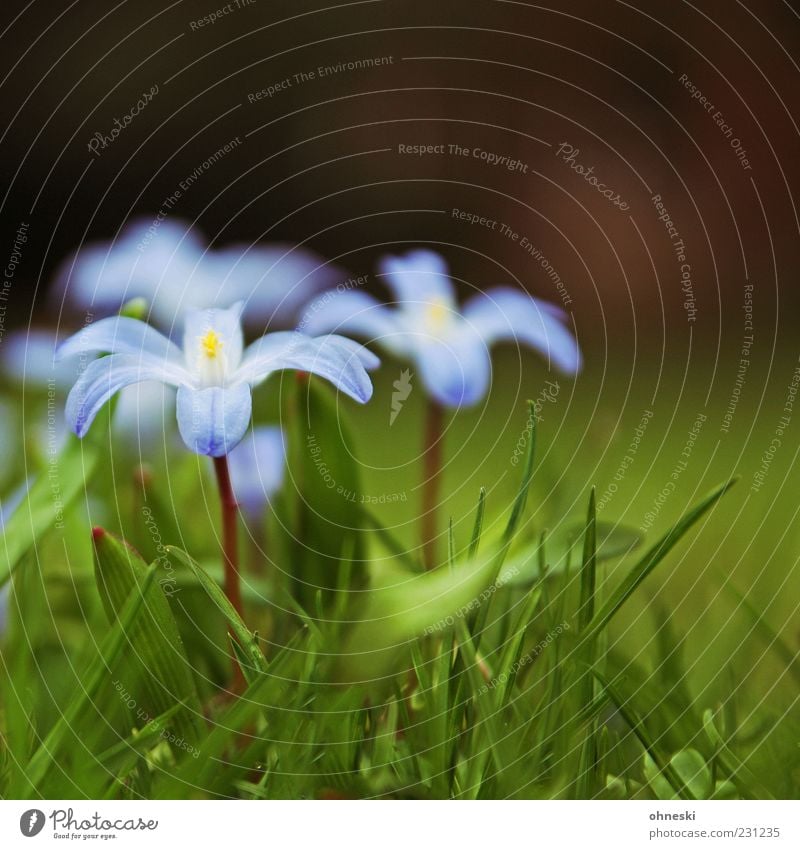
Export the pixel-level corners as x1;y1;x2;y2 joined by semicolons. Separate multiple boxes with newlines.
389;369;413;425
20;810;45;837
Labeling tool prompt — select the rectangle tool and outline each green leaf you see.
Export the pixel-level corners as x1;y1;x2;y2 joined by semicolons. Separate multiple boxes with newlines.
24;564;158;792
165;546;268;683
644;749;713;800
333;540;535;684
506;519;642;587
0;420;108;587
93;529;203;746
96;702;186;774
702;709;774;800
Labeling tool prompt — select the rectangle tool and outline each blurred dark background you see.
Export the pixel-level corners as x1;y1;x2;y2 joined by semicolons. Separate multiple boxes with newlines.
1;0;798;360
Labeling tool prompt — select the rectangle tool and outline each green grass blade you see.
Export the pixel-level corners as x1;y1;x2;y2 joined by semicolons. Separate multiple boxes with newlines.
166;546;268;679
577;479;736;648
702;709;775;800
578;489;597;633
97;702;186;774
593;668;696;801
470;404;537;652
495;583;543;706
468;487;486;559
24;565;158;791
93;529;203;744
0;421;107;587
360;507;421;571
721;578;800;685
577;488;598;720
503;402;536;545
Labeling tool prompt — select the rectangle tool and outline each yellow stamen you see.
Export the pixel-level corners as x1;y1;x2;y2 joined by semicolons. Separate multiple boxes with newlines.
425;300;449;328
201;329;223;359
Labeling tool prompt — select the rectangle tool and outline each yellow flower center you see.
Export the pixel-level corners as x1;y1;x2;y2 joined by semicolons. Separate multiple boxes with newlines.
425;300;450;330
201;329;223;359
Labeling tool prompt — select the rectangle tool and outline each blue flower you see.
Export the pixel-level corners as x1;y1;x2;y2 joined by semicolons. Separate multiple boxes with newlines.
227;426;286;517
300;249;582;407
57;302;378;457
53;217;343;331
1;327;178;451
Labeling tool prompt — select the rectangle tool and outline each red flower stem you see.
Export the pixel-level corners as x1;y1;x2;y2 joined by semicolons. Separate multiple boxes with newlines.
422;403;444;570
213;455;244;619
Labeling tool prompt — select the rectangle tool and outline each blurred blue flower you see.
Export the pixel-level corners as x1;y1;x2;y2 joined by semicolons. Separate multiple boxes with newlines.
1;328;172;450
227;426;286;517
301;249;582;407
0;329;82;387
57;302;378;457
52;217;343;331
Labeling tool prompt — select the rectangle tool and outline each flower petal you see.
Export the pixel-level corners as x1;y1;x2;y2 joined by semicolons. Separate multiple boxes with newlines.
209;244;344;327
52;218;338;331
462;287;582;374
299;289;404;353
319;334;381;371
378;249;456;309
227;426;286;516
238;332;375;403
176;382;252;457
1;329;81;388
415;327;492;408
65;353;182;438
52;218;206;317
182;302;244;371
55;315;184;369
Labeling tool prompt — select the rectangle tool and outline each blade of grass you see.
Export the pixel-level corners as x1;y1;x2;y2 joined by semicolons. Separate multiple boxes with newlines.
702;709;774;800
577;479;736;649
24;565;157;792
0;420;108;587
471;403;537;651
721;578;800;685
93;528;203;744
166;546;268;679
576;489;599;795
592;668;696;801
468;487;486;559
97;702;185;774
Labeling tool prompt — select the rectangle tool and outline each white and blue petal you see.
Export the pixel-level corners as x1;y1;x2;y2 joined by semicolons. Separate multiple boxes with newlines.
53;218;338;331
238;332;375;403
299;289;405;355
56;315;184;366
52;218;206;317
209;243;343;327
228;426;286;516
414;326;492;408
176;382;252;457
379;249;456;311
462;287;582;374
317;333;381;371
65;354;184;438
1;329;81;388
